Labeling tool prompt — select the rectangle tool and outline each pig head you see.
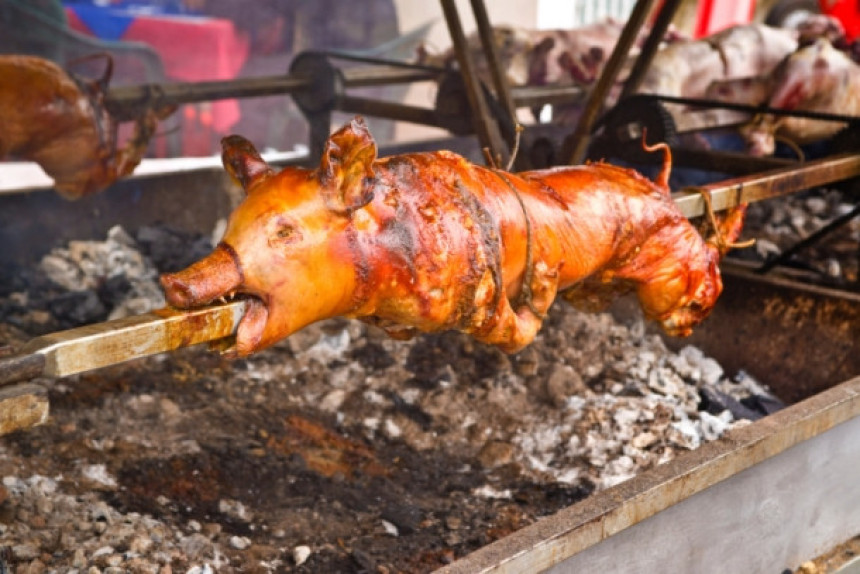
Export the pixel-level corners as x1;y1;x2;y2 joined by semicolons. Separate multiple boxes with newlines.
740;39;858;156
160;119;379;356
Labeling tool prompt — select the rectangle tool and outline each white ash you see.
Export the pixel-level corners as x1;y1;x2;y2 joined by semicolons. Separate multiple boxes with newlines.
292;545;312;566
0;474;228;573
38;225;165;319
229;536;251;550
472;485;513;500
381;520;400;537
80;463;118;489
218;499;254;523
238;305;779;494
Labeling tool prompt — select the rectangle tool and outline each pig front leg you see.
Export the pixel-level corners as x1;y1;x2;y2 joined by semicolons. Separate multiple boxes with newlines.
471;260;560;353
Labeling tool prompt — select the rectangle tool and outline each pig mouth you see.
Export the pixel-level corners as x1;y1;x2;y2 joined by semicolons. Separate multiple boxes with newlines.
163;284;271;356
227;293;270;356
158;244;272;356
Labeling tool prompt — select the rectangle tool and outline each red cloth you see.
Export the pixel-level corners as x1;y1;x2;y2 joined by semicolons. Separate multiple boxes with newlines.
823;0;860;42
67;9;249;133
693;0;755;38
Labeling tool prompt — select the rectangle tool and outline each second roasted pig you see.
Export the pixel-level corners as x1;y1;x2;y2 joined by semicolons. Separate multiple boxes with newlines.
0;55;168;199
161;118;747;356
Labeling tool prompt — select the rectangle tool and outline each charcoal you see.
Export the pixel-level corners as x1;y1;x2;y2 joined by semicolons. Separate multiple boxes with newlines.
381;503;422;535
47;290;108;326
349;341;396;370
351;548;377;572
0;264;56;297
136;225;213;273
699;387;763;421
97;275;134;308
741;393;786;417
388;392;433;430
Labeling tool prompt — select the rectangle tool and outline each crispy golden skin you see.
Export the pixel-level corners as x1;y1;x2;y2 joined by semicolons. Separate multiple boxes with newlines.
161;117;746;356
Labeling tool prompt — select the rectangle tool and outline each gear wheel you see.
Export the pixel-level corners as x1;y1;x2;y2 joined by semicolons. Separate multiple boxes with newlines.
588;95;678;163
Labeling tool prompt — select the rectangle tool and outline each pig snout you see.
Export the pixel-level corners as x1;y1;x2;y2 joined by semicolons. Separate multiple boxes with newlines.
160;244;243;308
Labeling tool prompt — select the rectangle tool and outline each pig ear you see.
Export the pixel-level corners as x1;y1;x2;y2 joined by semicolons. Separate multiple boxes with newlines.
221;135;274;193
319;117;377;213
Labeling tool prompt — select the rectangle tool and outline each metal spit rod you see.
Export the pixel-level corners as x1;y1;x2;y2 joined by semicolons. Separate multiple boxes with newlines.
674;153;860;218
0;300;246;435
105;65;440;122
105;60;588;126
0;300;246;387
563;0;662;165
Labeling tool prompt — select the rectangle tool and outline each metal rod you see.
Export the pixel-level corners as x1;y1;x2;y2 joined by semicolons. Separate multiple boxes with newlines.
107;75;309;120
440;0;510;166
650;93;860;124
671;148;796;174
107;68;587;122
106;66;438;122
340;66;439;88
673;153;860;218
565;0;660;164
618;0;682;100
601;144;798;174
0;353;45;387
338;95;442;128
758;202;860;273
469;0;518;126
308;50;445;72
10;300;246;380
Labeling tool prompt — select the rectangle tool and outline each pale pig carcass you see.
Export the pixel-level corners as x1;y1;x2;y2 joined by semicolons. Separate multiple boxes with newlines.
417;18;661;89
638;24;799;100
638;14;844;100
706;39;860;156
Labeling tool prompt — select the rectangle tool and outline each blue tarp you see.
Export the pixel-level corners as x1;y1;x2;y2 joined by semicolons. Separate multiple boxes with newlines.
67;4;134;41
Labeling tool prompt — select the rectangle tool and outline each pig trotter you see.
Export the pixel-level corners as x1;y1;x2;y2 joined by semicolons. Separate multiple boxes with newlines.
698;190;754;254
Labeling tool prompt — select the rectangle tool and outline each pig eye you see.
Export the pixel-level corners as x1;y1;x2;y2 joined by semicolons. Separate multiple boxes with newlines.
269;221;302;247
277;225;296;240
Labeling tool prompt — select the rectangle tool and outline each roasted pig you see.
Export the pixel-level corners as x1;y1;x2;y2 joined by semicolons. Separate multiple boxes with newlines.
161;117;747;356
0;55;167;199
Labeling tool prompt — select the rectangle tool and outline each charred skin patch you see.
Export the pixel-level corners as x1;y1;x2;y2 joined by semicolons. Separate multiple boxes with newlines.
344;223;371;312
450;179;503;331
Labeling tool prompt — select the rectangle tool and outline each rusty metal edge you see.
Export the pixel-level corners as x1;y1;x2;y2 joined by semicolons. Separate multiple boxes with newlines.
673;153;860;219
435;373;860;574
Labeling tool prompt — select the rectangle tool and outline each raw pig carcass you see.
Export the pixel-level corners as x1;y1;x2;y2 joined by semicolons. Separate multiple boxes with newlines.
0;55;169;199
706;39;860;156
638;15;845;100
639;24;799;100
160;117;747;357
417;18;661;88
